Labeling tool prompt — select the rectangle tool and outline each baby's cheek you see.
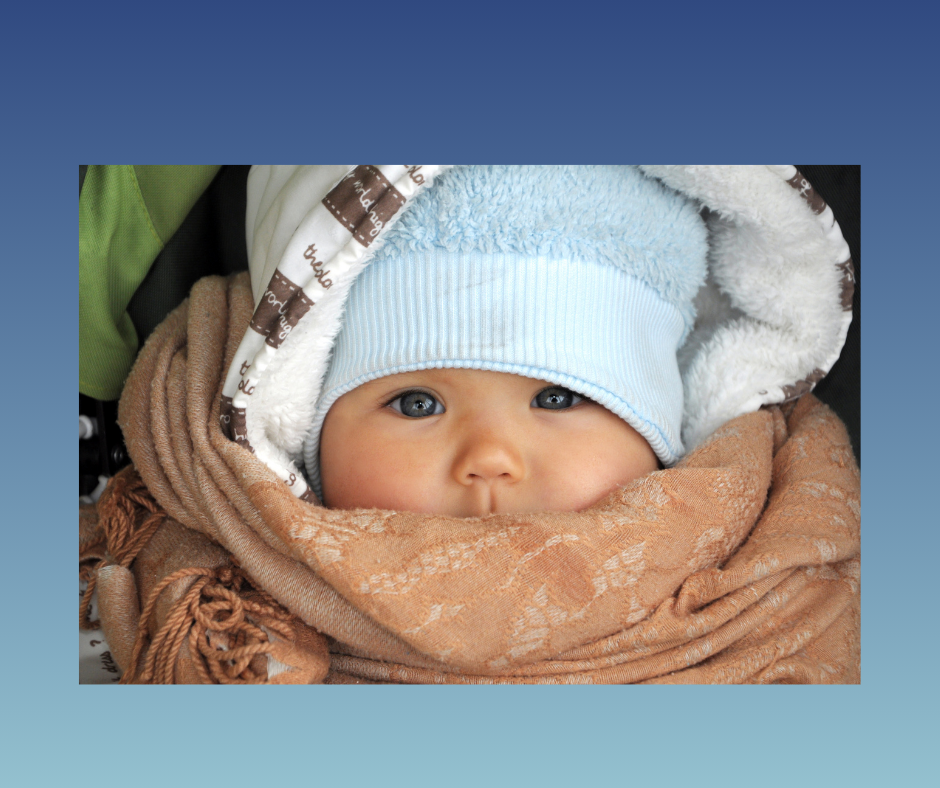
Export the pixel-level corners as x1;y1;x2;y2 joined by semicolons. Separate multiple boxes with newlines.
368;454;451;514
542;464;624;511
321;440;439;512
548;430;658;510
322;449;392;510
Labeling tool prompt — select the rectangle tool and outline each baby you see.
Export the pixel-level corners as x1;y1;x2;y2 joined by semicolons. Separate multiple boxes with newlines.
301;165;706;516
96;163;860;684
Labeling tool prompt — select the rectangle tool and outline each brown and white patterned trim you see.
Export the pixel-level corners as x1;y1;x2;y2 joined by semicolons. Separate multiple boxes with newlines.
220;393;250;450
778;167;856;400
786;170;828;215
249;270;315;350
299;487;320;505
229;403;250;451
220;165;446;500
323;165;406;248
786;168;856;315
220;394;234;436
836;259;855;311
781;367;827;404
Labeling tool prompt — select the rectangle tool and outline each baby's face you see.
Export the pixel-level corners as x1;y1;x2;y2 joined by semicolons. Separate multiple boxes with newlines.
319;369;659;517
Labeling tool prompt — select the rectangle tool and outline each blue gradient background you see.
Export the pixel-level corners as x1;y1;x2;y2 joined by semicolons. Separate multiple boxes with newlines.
19;3;932;785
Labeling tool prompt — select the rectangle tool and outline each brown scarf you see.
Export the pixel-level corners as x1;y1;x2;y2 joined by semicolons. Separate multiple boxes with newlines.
82;273;860;683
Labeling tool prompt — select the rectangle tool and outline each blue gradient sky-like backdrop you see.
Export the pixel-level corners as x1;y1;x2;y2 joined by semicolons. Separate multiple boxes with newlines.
17;4;937;785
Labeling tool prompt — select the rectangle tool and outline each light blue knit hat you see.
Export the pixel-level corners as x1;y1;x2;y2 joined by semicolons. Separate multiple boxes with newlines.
302;165;708;494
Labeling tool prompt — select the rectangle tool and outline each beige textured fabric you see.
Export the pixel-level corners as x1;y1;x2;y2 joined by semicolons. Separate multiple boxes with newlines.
82;467;331;684
101;272;859;684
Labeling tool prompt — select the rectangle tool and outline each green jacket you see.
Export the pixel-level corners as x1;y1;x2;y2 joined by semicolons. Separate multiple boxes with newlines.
79;165;220;400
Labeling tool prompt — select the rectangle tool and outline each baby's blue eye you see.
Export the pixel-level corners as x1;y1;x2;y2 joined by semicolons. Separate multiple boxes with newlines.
532;386;583;410
388;390;445;418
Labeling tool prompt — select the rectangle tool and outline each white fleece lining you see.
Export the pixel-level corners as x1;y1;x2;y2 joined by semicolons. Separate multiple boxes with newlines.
638;166;851;448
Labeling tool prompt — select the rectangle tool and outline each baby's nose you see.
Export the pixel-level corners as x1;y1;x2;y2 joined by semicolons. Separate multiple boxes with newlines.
452;429;527;486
